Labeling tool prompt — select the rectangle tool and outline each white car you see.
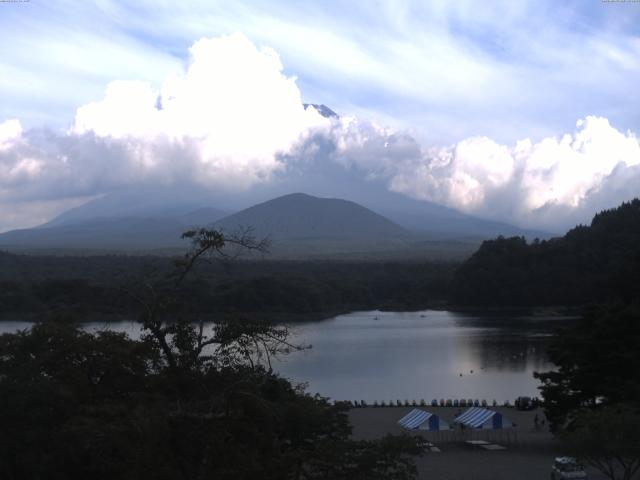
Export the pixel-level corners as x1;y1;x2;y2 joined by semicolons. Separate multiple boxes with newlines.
551;457;587;479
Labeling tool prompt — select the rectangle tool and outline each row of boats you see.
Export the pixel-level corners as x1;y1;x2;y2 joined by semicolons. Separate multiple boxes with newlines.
347;398;507;408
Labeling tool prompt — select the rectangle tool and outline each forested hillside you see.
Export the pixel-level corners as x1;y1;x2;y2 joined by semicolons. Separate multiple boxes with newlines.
450;199;640;306
0;253;454;319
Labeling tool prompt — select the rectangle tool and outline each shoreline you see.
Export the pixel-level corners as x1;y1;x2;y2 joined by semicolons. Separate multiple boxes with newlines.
0;304;583;323
348;406;606;479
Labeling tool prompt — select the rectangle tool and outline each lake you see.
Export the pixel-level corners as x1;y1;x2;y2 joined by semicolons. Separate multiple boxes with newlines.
0;310;569;403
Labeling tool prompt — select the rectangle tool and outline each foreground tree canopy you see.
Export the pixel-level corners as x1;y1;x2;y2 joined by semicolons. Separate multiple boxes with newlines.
535;305;640;430
536;305;640;480
0;229;424;480
559;405;640;480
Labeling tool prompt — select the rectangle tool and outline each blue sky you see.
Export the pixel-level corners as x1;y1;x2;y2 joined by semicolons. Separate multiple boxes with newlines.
2;0;639;142
1;0;640;232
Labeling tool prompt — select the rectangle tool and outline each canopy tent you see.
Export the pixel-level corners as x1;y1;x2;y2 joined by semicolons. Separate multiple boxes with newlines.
398;409;450;431
454;407;514;429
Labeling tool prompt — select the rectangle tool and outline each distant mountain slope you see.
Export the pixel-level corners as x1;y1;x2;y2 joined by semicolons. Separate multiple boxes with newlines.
0;218;187;250
0;193;417;255
450;199;640;306
358;189;551;241
44;188;229;228
0;207;229;252
213;193;416;256
0;189;541;259
303;103;338;118
175;207;230;227
0;181;549;259
215;193;408;239
43;185;548;244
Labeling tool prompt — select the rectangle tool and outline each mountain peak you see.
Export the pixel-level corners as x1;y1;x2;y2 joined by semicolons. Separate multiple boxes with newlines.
303;104;338;119
265;192;341;204
214;193;408;240
276;192;315;200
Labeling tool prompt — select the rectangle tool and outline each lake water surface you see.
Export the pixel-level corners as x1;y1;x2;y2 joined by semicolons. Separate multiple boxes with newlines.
1;310;570;403
277;310;569;403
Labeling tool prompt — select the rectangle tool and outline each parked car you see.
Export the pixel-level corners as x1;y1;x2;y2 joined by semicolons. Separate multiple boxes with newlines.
551;457;587;479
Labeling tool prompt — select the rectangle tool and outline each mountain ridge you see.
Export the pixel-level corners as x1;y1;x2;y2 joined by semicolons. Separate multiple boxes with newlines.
0;191;550;258
214;192;410;239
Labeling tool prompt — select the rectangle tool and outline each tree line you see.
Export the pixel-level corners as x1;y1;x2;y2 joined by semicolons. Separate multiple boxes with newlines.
0;253;455;319
450;199;640;306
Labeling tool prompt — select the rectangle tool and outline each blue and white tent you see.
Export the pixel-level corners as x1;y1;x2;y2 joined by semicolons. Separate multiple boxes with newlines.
454;407;514;429
398;409;450;431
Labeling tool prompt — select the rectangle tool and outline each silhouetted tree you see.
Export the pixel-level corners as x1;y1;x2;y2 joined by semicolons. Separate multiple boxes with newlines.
559;405;640;480
0;229;425;480
535;304;640;480
535;305;640;431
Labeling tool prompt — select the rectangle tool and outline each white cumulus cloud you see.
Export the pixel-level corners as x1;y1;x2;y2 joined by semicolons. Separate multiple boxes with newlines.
375;116;640;231
72;33;329;188
1;33;640;235
0;34;333;231
0;119;22;151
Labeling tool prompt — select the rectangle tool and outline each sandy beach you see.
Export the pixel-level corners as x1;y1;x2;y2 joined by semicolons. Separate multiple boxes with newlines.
349;406;608;479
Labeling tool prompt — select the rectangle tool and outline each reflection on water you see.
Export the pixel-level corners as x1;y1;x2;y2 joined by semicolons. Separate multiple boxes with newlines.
0;310;572;402
275;310;571;402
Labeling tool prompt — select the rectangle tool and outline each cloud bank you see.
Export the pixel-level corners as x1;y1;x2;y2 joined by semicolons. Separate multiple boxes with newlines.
385;117;640;230
4;1;640;146
1;34;640;233
323;114;640;231
72;34;329;188
0;34;328;230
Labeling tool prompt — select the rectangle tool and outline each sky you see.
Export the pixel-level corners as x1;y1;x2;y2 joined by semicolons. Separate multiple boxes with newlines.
1;0;640;233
